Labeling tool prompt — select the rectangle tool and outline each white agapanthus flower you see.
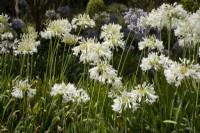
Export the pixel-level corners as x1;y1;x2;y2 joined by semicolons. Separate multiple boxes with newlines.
51;82;90;104
111;91;138;113
93;11;110;22
89;63;122;87
66;88;90;104
40;19;72;39
164;58;200;87
137;3;187;30
62;33;80;45
140;52;172;71
133;82;158;103
0;13;9;23
72;38;112;64
11;78;36;99
71;13;95;30
0;23;6;34
138;36;164;51
174;17;194;47
1;32;13;40
100;23;125;50
14;32;40;55
188;9;200;45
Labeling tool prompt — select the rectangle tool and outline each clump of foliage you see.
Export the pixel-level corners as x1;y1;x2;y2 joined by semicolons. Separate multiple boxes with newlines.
180;0;200;12
86;0;107;16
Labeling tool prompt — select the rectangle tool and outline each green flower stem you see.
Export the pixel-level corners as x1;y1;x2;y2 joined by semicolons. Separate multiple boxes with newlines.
20;55;26;78
119;35;135;76
117;31;132;74
168;17;172;58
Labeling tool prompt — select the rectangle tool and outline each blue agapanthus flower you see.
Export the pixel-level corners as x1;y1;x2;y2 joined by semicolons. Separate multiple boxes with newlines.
11;19;24;29
57;5;70;14
124;8;148;41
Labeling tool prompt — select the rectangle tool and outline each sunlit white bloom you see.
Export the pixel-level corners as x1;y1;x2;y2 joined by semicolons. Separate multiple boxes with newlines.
174;17;194;47
133;82;158;103
188;9;200;45
164;58;200;87
65;88;90;104
140;52;172;71
71;13;95;29
1;32;13;40
138;3;187;30
50;82;75;96
51;82;90;104
89;63;122;87
0;40;14;53
62;33;80;45
40;19;71;39
111;91;138;113
138;36;164;51
0;23;6;34
0;13;9;23
14;32;40;55
101;23;125;50
11;78;36;99
72;38;112;64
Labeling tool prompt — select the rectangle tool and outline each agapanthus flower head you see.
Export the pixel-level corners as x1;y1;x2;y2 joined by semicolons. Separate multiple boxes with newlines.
93;11;110;22
51;82;90;104
71;13;95;30
50;82;76;96
111;90;138;113
57;5;70;14
40;19;71;39
14;31;40;55
1;32;13;40
100;23;125;50
11;19;25;29
0;40;15;53
45;9;60;19
0;23;6;34
138;35;164;51
11;77;36;99
0;13;9;24
140;52;172;72
164;58;200;87
89;63;122;87
85;29;99;39
72;38;112;65
62;33;79;45
138;3;188;30
124;8;147;31
133;82;158;103
174;16;195;47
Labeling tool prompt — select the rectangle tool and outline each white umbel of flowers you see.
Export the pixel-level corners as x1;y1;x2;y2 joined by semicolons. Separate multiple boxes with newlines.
137;3;187;30
138;36;164;51
14;31;40;55
40;19;72;39
71;13;95;30
164;58;200;87
72;38;112;65
51;82;90;104
111;91;138;113
100;23;125;50
11;78;36;99
140;52;172;71
133;82;158;103
89;63;122;87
